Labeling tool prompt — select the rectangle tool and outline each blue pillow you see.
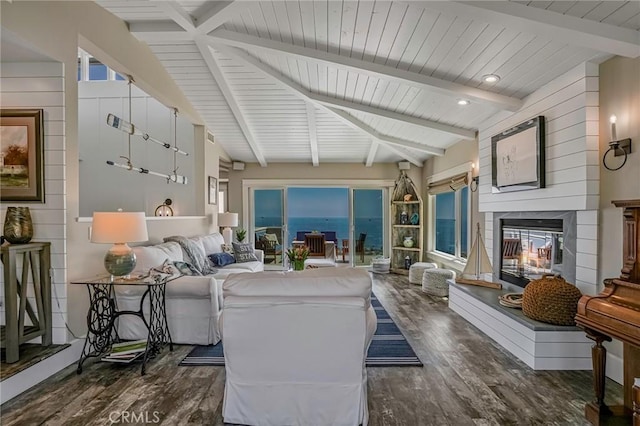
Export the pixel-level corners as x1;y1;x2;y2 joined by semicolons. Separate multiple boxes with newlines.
208;252;236;267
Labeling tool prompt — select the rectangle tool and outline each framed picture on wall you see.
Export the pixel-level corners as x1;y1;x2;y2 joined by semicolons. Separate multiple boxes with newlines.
491;116;545;193
208;176;217;205
1;109;45;202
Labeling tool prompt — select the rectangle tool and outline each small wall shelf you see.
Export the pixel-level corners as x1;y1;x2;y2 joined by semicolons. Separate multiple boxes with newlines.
393;225;420;228
392;246;421;252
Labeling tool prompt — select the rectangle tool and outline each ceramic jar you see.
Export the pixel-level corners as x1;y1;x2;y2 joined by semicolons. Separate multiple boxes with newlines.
3;207;34;244
403;236;414;248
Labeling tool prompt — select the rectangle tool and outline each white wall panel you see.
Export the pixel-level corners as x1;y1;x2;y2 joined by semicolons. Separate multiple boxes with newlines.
0;62;67;344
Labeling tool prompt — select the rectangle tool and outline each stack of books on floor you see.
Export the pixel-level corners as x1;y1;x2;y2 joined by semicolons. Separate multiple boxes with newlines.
101;339;147;363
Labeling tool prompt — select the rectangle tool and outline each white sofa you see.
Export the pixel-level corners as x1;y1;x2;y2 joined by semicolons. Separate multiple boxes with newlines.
114;232;263;345
220;268;377;426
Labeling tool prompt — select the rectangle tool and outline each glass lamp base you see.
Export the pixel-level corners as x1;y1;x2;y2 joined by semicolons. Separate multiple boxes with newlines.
104;243;137;277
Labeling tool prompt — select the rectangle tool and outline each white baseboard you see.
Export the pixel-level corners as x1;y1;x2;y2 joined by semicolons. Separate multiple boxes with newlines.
1;339;84;405
606;351;623;385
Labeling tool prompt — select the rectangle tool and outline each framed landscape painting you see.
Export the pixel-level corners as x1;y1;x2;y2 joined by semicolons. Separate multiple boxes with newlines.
1;109;45;202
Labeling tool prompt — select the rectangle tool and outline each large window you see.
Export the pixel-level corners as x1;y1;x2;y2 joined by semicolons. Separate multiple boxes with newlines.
433;185;469;259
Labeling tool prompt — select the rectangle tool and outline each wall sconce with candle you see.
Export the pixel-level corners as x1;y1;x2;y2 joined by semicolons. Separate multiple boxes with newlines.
154;199;174;217
603;115;632;171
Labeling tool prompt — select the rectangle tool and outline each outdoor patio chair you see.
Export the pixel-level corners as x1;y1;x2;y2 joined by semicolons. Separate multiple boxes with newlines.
305;233;326;257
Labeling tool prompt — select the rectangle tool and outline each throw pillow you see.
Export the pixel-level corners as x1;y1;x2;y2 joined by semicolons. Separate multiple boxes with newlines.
173;261;202;276
232;242;259;263
163;235;217;275
221;244;234;254
208;252;236;267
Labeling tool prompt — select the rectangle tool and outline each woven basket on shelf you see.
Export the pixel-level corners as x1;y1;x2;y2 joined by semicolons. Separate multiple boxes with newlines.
522;274;582;326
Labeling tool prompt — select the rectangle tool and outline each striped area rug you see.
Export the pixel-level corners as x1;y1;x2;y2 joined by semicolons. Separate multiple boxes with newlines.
180;294;422;367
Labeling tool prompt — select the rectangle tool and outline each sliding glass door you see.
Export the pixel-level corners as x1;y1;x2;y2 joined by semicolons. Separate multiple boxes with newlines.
253;189;285;268
351;189;385;267
248;182;390;269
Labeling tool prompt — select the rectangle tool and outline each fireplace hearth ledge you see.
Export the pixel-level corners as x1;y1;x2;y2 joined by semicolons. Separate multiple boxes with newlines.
448;280;593;370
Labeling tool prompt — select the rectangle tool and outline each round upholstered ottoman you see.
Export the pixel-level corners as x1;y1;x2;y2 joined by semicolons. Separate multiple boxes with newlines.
408;262;437;284
422;268;455;296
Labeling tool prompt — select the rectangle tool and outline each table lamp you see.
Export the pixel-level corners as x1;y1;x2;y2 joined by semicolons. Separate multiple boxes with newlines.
218;212;238;245
91;211;149;277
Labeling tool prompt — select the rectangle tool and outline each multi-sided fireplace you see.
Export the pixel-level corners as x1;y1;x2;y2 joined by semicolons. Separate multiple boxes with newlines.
493;212;577;288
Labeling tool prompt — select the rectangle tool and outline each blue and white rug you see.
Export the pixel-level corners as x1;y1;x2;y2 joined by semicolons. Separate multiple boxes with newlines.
180;294;422;367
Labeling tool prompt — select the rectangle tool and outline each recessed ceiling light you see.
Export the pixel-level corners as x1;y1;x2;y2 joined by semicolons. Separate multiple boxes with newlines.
482;74;501;83
457;99;470;106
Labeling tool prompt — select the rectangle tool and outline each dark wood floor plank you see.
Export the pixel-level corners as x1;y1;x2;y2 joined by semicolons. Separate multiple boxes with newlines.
1;273;624;425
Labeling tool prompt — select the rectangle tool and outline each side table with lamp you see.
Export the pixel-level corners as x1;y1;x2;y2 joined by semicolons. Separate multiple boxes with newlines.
74;211;173;375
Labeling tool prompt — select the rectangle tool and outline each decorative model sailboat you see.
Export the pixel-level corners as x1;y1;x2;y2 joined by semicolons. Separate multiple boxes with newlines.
456;223;502;289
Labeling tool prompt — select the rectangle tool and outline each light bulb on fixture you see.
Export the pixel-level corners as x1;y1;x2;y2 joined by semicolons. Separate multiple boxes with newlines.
482;74;500;83
457;99;470;106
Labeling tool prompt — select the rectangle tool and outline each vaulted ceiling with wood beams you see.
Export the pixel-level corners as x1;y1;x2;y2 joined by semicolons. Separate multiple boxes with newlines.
96;1;640;167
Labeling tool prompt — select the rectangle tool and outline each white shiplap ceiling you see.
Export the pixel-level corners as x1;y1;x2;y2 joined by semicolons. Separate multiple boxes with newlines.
95;0;640;166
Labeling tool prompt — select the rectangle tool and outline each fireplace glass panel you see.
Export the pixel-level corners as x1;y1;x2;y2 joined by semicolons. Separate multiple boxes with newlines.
500;219;563;287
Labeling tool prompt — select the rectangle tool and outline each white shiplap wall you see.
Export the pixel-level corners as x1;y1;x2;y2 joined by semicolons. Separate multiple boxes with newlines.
479;62;600;294
478;62;600;213
0;62;67;344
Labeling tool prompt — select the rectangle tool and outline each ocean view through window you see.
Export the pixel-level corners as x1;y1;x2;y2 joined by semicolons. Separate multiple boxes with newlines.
253;187;384;266
433;186;469;259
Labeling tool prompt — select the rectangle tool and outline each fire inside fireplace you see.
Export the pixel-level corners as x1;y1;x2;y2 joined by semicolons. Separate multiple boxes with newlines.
500;219;563;287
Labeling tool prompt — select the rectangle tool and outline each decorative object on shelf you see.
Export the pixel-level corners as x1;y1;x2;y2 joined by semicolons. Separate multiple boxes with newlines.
105;78;188;185
208;176;217;205
499;293;523;309
403;236;414;248
602;114;632;171
400;210;409;225
218;212;238;245
491;116;545;193
456;223;502;289
522;274;582;325
90;210;149;277
410;212;419;225
235;228;247;243
404;256;412;270
403;194;413;202
3;206;34;244
1;109;45;202
154;198;174;217
286;245;309;271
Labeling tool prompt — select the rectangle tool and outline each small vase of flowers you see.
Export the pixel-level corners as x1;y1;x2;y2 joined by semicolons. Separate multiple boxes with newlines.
286;245;310;271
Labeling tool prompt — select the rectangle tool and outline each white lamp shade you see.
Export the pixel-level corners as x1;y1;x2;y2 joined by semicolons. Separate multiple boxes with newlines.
218;212;239;228
91;211;149;243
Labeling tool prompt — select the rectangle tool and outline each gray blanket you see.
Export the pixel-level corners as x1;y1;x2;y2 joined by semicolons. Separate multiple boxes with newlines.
163;235;218;275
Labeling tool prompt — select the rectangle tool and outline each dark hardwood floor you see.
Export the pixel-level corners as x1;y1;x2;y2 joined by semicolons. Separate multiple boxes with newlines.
1;273;622;425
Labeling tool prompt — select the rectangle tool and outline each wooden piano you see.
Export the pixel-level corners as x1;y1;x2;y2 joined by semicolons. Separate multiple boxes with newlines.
575;199;640;425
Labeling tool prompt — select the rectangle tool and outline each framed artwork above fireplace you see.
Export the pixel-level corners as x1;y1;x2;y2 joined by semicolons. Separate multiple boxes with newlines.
491;116;545;193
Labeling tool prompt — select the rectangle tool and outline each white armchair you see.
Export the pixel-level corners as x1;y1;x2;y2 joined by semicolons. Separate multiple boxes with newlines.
220;267;377;426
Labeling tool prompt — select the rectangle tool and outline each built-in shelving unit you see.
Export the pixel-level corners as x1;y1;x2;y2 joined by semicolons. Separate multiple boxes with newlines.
390;172;423;274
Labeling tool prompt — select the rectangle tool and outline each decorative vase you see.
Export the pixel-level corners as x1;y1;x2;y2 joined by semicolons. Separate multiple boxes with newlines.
403;236;414;248
3;207;34;244
400;211;409;225
293;259;305;271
